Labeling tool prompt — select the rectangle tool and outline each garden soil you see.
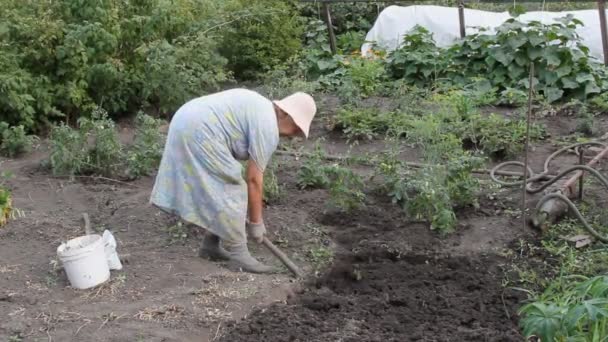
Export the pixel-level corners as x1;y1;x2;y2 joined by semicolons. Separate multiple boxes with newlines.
1;103;607;341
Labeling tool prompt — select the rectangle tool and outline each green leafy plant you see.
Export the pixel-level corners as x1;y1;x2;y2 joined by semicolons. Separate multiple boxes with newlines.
520;276;608;342
376;152;482;233
220;0;303;79
263;160;283;204
0;123;34;157
125;112;165;179
343;57;387;97
334;107;413;141
449;15;607;102
387;26;446;87
297;150;365;211
49;107;122;176
0;186;12;227
590;91;608;113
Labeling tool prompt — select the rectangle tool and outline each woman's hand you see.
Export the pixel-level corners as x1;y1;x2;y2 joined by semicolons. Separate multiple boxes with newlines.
246;160;265;243
246;220;266;243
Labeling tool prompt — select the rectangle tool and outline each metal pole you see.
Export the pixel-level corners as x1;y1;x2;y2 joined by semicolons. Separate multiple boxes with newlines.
599;0;608;66
323;2;338;55
458;0;466;38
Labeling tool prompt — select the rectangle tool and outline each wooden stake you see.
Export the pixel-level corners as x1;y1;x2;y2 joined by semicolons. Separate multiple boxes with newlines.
323;2;337;55
458;0;466;38
599;0;608;66
522;63;535;229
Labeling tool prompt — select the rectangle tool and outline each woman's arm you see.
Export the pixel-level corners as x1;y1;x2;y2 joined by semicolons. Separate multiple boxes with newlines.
246;159;264;223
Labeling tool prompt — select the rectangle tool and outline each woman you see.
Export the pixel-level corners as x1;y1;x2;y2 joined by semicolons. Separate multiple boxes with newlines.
150;89;316;273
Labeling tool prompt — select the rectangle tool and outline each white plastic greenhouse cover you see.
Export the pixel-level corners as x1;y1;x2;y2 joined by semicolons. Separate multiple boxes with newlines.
361;5;605;61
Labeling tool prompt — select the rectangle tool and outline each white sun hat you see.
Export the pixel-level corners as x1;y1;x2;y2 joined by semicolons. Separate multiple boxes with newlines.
273;92;317;138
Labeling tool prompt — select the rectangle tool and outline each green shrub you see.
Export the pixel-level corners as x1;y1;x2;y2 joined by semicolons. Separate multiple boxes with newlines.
0;123;34;157
125;112;166;179
0;0;240;131
49;108;121;176
220;0;303;79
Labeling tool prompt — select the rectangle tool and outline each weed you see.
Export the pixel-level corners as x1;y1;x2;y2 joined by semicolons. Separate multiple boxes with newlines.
590;90;608;113
498;88;528;107
0;186;12;227
263;160;283;204
125;112;165;178
0;123;34;157
166;222;188;245
308;246;334;270
8;334;23;342
575;107;597;137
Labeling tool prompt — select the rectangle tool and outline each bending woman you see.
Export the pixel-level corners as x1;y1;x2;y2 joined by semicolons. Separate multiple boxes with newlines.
150;89;316;273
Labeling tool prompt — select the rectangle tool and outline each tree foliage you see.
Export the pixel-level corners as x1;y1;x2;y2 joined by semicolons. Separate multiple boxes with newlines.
0;0;302;131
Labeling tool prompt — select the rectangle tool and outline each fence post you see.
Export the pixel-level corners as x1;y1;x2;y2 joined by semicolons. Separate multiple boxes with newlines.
323;2;338;54
599;0;608;66
458;0;466;38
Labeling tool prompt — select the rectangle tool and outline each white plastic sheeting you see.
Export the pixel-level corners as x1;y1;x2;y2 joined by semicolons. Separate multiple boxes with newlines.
361;5;605;61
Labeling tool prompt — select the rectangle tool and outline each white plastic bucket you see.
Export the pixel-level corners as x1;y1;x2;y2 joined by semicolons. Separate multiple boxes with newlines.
57;235;110;289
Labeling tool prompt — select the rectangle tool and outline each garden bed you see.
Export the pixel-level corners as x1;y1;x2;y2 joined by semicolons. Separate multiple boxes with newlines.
1;95;607;341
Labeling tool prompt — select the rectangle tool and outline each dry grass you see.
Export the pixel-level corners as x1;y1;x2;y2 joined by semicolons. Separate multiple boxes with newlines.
0;264;19;274
192;272;257;306
134;304;185;322
81;273;126;300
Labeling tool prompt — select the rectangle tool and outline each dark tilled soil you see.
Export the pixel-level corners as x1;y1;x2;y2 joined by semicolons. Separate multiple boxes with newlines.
221;204;526;342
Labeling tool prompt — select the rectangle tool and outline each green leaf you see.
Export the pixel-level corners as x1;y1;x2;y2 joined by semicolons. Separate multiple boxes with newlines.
555;64;572;78
508;63;525;79
546;52;561;67
527;32;546;46
540;71;559;85
317;60;335;71
514;52;528;67
576;73;595;83
492;47;514;66
527;46;543;61
561;77;579;89
519;303;563;342
545;87;564;103
507;34;527;49
585;81;601;95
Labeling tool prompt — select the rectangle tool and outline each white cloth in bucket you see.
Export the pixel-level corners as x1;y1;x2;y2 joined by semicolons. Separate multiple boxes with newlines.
102;230;122;270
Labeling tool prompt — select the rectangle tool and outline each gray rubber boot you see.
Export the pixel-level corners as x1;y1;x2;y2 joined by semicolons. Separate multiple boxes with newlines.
199;233;230;261
223;241;274;274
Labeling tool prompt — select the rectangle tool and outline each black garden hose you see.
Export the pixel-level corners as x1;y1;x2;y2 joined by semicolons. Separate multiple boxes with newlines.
490;142;608;242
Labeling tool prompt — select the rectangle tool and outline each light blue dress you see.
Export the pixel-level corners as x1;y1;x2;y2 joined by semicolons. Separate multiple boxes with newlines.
150;89;279;244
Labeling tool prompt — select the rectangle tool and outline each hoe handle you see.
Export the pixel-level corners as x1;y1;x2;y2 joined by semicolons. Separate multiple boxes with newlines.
262;237;304;278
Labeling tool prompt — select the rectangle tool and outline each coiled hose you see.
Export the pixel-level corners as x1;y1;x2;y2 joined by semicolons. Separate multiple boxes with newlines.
490;142;608;242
